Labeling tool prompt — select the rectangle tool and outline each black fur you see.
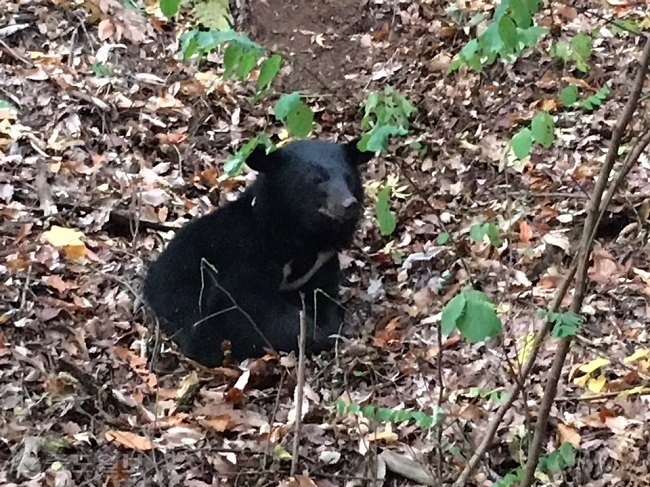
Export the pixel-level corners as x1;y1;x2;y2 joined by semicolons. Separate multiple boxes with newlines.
143;139;373;367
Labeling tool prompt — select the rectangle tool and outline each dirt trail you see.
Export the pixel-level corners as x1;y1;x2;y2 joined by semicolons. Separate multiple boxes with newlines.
247;0;378;93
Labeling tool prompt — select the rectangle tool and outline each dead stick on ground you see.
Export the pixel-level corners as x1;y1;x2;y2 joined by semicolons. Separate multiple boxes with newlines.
519;35;650;487
454;33;650;487
290;299;308;477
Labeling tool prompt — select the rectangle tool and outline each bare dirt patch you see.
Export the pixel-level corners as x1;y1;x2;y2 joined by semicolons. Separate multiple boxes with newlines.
247;0;378;93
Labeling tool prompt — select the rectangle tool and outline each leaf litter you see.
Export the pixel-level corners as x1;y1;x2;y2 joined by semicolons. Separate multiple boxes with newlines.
1;0;650;485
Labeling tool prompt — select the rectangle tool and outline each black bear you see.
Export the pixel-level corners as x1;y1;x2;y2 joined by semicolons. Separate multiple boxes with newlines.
143;138;373;367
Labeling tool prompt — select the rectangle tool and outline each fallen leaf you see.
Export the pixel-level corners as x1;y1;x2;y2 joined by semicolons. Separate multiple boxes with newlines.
557;422;581;447
578;357;611;374
105;430;152;451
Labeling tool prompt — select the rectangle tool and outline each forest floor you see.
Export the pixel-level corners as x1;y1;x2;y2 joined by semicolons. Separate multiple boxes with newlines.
1;0;650;486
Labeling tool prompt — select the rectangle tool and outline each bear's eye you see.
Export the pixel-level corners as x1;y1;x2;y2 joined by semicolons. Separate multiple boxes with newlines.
312;174;324;185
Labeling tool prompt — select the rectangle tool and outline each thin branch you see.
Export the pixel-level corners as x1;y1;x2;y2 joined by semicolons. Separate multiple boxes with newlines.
290;298;308;477
436;320;444;480
519;34;650;487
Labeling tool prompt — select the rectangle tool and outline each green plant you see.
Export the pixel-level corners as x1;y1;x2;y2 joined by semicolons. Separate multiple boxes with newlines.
469;222;502;247
273;93;314;139
160;0;230;31
441;289;503;342
467;387;509;402
357;87;416;236
493;443;576;487
537;309;583;338
336;400;444;429
581;85;610;111
550;34;593;73
375;186;398;236
449;0;546;72
358;87;417;153
91;62;111;77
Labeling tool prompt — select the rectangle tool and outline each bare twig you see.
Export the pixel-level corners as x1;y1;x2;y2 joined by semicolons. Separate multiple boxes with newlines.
435;320;444;480
0;39;32;65
519;34;650;487
290;298;308;477
19;265;32;312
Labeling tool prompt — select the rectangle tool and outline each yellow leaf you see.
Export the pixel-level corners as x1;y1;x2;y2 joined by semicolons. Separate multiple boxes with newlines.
621;386;650;397
516;333;535;367
587;375;606;393
623;348;650;364
573;374;589;387
578;357;610;374
41;226;85;247
366;430;399;442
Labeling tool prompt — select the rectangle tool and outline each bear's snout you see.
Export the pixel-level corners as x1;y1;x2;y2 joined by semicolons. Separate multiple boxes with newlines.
319;195;360;222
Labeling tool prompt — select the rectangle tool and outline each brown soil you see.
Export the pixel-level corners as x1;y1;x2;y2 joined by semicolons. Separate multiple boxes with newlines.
246;0;378;93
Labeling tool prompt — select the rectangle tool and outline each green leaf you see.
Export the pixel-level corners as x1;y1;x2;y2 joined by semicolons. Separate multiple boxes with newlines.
550;40;571;61
549;311;582;338
160;0;182;18
595;85;611;100
484;222;502;247
479;23;503;56
437;232;450;245
410;411;435;428
224;135;274;176
179;30;199;59
237;49;258;80
558;442;576;467
274;444;292;460
285;101;313;138
498;16;518;53
91;62;111;77
0;99;17;112
274;92;301;120
518;25;546;47
460;38;480;59
257;54;282;91
571;33;592;60
469;224;486;243
509;0;532;28
531;111;554;148
363;125;407;153
441;293;466;336
361;405;377;419
560;85;579;106
455;290;502;342
377;407;394;423
375;186;397;236
223;43;242;79
511;127;533;159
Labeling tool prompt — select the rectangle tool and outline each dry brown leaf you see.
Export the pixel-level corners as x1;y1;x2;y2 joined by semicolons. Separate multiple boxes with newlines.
557;423;581;447
519;220;533;244
105;430;152;451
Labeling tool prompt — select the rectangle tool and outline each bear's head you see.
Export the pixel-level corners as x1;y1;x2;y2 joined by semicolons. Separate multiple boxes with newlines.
247;139;374;248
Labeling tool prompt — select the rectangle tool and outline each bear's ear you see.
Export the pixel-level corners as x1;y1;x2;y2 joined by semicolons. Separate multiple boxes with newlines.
245;145;279;173
344;138;375;165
